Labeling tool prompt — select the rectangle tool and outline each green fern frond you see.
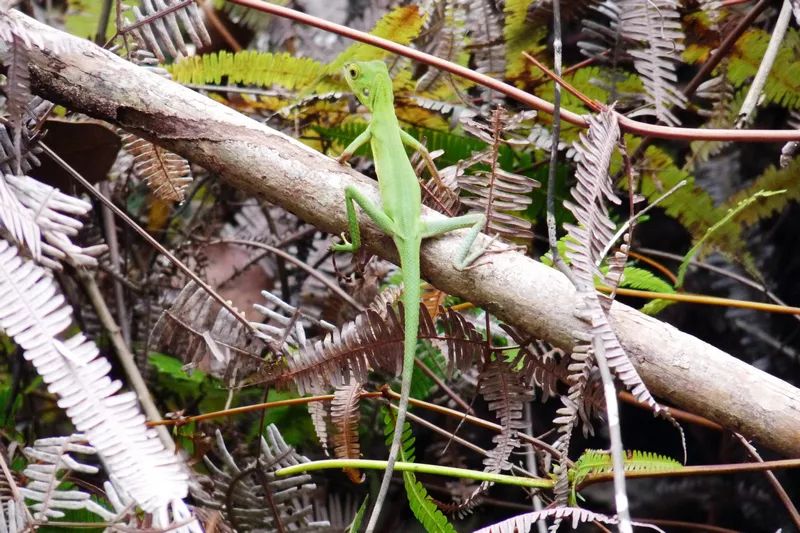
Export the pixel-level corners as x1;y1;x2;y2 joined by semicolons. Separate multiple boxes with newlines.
723;157;800;227
568;449;682;505
620;266;675;295
628;138;749;259
677;189;785;287
328;6;425;73
382;410;456;533
347;495;369;533
504;0;548;80
728;28;800;110
167;51;328;91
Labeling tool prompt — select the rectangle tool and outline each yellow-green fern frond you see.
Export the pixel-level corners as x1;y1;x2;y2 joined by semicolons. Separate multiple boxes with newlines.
328;6;425;73
568;449;682;505
729;28;800;110
504;0;548;82
167;51;328;91
628;138;748;259
382;410;457;533
724;157;800;227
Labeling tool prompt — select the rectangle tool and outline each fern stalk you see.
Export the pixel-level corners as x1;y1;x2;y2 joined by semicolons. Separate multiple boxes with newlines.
275;459;552;488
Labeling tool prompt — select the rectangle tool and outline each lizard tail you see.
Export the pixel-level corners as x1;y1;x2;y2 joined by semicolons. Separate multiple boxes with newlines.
365;241;421;532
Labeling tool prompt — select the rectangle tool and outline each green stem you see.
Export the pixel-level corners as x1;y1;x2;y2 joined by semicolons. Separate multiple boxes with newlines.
275;460;554;489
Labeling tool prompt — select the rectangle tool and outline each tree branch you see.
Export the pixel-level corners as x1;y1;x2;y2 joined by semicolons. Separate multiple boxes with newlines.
9;9;800;456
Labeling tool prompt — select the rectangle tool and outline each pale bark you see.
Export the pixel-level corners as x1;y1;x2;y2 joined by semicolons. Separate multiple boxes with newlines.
8;10;800;456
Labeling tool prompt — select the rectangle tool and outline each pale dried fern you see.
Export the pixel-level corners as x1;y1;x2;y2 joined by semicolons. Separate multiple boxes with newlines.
193;427;329;531
19;435;116;521
150;281;268;385
0;239;192;518
125;0;211;62
619;0;687;125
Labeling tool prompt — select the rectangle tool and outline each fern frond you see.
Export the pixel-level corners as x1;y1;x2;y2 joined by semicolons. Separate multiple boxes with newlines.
619;266;675;294
328;6;424;73
416;0;470;95
121;133;192;202
503;0;548;81
169;51;328;91
125;0;211;62
150;281;267;386
307;400;330;456
458;110;539;246
474;506;662;533
194;427;329;531
501;325;566;403
677;190;785;287
0;175;41;261
479;357;532;475
464;0;505;102
331;382;364;483
569;449;682;505
20;435;115;521
273;303;482;394
619;0;687;125
4;35;31;175
382;411;457;533
559;109;670;453
632;140;748;260
0;96;47;175
728;28;800;110
2;174;107;269
724;158;800;227
0;240;191;515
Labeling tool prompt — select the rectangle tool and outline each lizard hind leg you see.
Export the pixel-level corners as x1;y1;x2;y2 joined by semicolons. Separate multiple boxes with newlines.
331;184;397;253
422;213;497;270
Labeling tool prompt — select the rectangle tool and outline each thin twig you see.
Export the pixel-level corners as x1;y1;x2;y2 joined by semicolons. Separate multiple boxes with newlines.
734;432;800;530
223;0;800;142
208;238;364;312
78;270;174;450
735;0;793;127
40;142;257;334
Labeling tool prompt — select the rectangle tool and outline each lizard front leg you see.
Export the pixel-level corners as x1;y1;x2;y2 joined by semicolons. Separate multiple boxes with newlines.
331;185;397;253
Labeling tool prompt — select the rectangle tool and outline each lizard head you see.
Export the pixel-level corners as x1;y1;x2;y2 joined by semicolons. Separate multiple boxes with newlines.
342;60;393;110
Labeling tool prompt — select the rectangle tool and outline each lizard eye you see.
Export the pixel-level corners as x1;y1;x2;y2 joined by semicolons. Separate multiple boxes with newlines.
348;66;359;79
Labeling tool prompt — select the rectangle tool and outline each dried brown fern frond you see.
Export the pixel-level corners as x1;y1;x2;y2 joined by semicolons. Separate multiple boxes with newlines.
459;109;539;246
194;427;329;531
307;400;329;456
479;357;533;476
150;281;268;386
116;48;192;202
124;0;211;62
620;0;687;125
264;302;483;395
121;133;192;202
3;34;31;175
418;149;462;216
463;0;505;103
331;381;365;484
415;0;469;95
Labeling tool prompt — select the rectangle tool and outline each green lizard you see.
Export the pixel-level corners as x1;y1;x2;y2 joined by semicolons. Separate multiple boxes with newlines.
333;60;491;530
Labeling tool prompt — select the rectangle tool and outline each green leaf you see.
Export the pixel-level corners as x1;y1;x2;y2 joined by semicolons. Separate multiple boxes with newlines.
620;266;675;294
347;495;370;533
382;410;457;533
